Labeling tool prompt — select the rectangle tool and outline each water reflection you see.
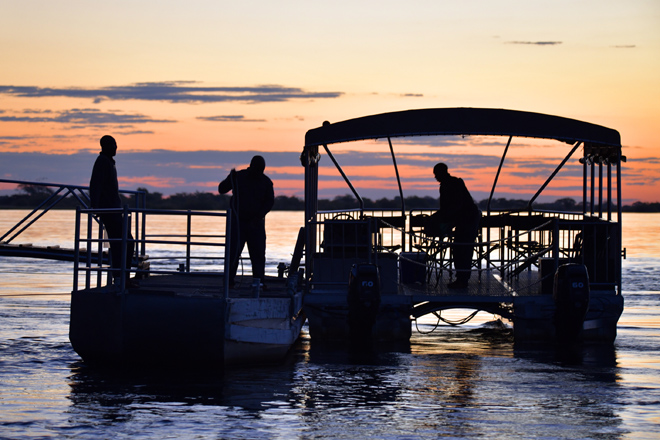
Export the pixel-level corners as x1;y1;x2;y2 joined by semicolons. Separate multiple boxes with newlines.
294;325;626;439
514;340;619;370
2;209;656;438
67;355;301;413
59;324;629;438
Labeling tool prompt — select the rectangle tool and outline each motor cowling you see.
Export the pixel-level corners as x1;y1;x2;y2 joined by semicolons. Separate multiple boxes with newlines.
553;263;590;342
348;263;381;339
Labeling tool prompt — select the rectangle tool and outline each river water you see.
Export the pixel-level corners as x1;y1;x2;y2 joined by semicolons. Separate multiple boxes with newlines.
0;211;658;439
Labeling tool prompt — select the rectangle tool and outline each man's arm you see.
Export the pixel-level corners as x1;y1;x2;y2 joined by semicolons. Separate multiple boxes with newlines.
218;171;234;194
262;180;274;217
89;160;105;209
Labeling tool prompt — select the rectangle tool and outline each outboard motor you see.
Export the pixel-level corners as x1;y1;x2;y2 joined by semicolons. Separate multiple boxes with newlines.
348;263;381;339
553;263;590;342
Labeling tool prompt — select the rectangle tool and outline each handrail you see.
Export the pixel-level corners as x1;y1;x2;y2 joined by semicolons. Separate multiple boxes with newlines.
74;206;232;295
0;178;145;245
311;208;619;293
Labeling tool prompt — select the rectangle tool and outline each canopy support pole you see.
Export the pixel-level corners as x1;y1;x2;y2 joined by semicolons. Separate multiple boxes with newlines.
487;136;512;215
322;144;364;213
528;141;582;209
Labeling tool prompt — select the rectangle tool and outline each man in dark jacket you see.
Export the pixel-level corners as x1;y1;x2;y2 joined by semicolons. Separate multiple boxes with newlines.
433;162;481;289
89;135;134;284
218;155;274;287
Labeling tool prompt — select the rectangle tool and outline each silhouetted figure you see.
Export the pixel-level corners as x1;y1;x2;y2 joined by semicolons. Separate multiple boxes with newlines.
89;135;134;284
218;155;274;287
433;163;481;289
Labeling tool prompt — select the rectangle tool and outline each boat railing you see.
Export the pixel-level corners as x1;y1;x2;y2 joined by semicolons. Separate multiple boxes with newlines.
73;206;232;294
0;178;145;246
310;208;621;294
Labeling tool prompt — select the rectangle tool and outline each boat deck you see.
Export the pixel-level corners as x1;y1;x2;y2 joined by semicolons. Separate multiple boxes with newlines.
400;269;547;319
81;273;292;299
402;268;544;298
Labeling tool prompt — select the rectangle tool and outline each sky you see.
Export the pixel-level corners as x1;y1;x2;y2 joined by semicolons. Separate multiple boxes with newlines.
1;0;659;204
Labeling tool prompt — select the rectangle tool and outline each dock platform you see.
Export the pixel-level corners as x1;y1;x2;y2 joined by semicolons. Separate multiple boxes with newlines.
0;242;108;264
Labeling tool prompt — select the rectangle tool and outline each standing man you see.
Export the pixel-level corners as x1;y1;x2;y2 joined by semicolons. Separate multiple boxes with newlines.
89;135;134;285
433;162;481;289
218;155;274;288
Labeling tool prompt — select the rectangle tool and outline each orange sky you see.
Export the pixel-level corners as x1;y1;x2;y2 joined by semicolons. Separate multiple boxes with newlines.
1;1;659;203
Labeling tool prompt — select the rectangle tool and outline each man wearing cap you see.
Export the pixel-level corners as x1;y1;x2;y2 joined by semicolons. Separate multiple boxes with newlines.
432;162;481;289
218;155;274;288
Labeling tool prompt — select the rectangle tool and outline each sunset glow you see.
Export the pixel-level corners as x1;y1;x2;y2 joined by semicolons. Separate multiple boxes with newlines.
1;1;658;204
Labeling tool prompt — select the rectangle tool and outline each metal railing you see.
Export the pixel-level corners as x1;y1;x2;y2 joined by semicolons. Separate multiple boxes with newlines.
73;206;232;295
308;208;621;295
0;178;145;246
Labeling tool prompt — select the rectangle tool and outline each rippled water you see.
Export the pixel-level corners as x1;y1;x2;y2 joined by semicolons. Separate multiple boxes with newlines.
1;211;659;439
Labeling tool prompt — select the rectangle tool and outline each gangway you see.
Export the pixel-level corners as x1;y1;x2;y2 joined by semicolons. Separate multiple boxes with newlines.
0;179;145;263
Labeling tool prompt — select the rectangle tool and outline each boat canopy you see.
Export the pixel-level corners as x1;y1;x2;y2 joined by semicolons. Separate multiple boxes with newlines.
304;108;621;149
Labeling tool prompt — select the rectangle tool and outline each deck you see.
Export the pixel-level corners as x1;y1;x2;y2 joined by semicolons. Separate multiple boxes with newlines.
400;268;546;320
78;273;293;299
402;268;543;297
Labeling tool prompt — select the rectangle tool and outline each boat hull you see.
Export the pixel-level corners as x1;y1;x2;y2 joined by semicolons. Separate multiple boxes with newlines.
69;280;305;368
70;288;227;367
512;291;624;343
304;295;412;341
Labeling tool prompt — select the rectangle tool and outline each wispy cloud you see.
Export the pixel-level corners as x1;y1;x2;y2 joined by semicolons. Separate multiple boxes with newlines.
196;115;267;122
0;108;174;125
0;82;343;104
506;41;562;46
0;148;606;201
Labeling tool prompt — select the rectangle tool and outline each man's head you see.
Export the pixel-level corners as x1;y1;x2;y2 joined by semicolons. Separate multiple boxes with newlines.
100;135;117;157
249;155;266;174
433;162;449;183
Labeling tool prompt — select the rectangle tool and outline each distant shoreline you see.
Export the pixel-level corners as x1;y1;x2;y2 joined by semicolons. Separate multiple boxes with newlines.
0;188;657;212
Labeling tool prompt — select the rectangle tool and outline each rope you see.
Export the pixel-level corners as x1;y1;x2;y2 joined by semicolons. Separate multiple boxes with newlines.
414;309;480;334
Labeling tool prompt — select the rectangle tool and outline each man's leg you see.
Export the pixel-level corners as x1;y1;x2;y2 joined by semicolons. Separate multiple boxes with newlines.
245;220;267;283
228;222;247;286
452;231;472;283
450;216;479;286
100;213;132;282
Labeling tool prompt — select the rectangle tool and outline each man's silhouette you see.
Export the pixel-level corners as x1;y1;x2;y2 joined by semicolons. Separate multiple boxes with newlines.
433;163;481;289
89;135;134;284
218;155;274;287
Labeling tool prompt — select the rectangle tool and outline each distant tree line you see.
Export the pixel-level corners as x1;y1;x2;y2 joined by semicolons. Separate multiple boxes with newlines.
621;201;660;212
1;184;659;212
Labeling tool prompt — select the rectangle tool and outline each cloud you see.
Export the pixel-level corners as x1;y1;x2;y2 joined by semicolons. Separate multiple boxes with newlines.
196;115;267;122
0;150;307;195
0;148;598;202
505;41;562;46
629;156;660;164
0;82;343;104
612;45;636;49
0;108;174;125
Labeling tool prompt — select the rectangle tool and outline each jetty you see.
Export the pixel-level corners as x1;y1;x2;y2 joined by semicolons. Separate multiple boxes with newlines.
0;179;144;264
